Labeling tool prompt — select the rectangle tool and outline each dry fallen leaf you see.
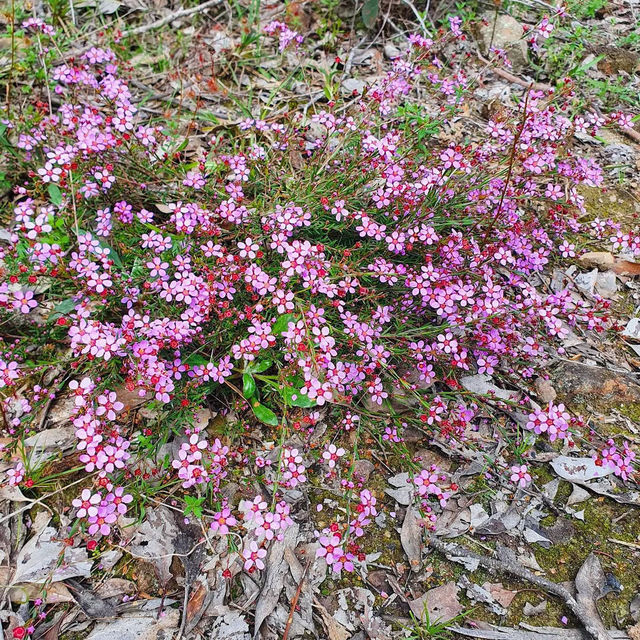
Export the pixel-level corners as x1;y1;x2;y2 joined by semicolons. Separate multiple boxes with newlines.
482;582;517;608
253;523;299;635
128;506;181;585
401;505;422;572
574;553;610;640
550;456;614;482
314;598;350;640
409;581;463;623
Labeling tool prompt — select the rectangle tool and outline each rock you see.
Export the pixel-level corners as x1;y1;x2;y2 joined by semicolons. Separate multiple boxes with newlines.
629;623;640;640
623;318;640;340
596;47;640;75
352;459;375;482
523;600;547;616
477;13;528;72
552;361;640;411
631;593;640;622
595;270;618;298
384;43;402;59
579;252;640;276
533;377;556;404
414;448;452;471
341;78;366;96
602;143;636;176
567;484;591;506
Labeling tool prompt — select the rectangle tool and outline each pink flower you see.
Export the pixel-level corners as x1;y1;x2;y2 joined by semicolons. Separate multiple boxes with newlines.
510;464;531;487
210;507;237;535
322;444;345;469
242;541;267;572
316;534;343;565
73;489;101;518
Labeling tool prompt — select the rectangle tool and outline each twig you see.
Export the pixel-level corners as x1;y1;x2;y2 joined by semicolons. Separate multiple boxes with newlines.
426;535;612;640
399;0;429;35
476;53;552;93
282;558;312;640
620;127;640;145
176;581;190;640
59;0;223;61
477;84;533;240
607;538;640;550
119;0;224;37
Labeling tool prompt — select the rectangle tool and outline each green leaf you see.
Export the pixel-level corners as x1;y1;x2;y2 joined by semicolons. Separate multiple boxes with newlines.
243;373;256;398
100;241;123;268
271;313;295;335
184;353;210;367
184;495;204;518
49;297;77;322
48;183;62;206
246;358;273;374
281;386;316;408
361;0;379;28
251;401;279;426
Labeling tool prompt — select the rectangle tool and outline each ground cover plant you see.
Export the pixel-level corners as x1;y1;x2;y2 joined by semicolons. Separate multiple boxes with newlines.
1;4;640;639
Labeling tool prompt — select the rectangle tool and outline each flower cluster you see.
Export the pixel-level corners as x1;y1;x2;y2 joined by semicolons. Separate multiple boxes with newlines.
594;439;637;481
1;16;637;580
525;403;572;442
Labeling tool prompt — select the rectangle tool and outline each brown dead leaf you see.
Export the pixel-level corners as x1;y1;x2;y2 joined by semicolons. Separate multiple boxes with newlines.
409;582;462;623
482;582;517;608
613;259;640;276
314;598;350;640
579;250;640;276
186;577;209;623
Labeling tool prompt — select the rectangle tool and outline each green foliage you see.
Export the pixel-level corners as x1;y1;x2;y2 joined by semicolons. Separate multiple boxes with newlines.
183;495;205;519
361;0;380;29
251;401;279;426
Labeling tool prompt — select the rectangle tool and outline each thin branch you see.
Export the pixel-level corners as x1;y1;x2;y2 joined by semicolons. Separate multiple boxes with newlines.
426;535;612;640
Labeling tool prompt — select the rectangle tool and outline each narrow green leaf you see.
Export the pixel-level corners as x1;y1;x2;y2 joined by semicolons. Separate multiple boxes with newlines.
251;402;279;426
243;373;256;398
281;385;316;408
246;358;273;374
48;183;62;206
49;297;77;321
271;313;295;335
361;0;379;29
184;353;210;367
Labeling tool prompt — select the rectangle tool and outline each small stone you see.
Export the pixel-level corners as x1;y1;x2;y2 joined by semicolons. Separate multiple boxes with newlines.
567;484;591;506
477;13;528;72
384;43;402;59
523;600;547;616
352;459;375;483
534;377;556;404
578;251;615;271
341;78;366;96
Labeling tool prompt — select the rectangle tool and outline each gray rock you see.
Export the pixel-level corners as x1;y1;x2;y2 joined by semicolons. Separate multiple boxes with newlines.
477;13;528;71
